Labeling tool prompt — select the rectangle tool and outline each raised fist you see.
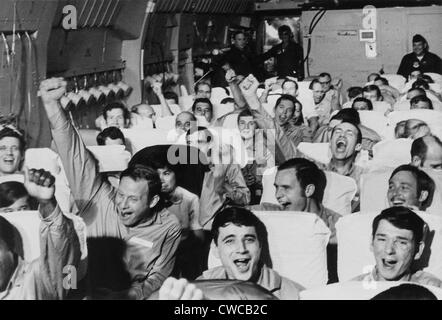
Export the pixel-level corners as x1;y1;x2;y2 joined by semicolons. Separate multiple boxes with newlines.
225;69;237;84
24;168;56;202
39;78;67;104
239;74;259;96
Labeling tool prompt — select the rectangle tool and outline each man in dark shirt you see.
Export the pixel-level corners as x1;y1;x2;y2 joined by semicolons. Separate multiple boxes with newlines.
397;34;442;78
224;31;257;78
260;25;304;80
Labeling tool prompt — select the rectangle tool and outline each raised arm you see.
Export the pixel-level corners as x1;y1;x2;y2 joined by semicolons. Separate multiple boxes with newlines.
39;78;111;214
26;168;83;300
152;82;174;116
225;69;247;109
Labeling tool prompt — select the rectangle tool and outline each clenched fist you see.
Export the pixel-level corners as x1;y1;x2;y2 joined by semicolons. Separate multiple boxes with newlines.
24;168;56;202
39;77;67;105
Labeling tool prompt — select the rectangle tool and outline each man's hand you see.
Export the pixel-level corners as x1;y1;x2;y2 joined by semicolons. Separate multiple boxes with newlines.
24;168;56;202
159;278;204;300
152;82;163;97
39;78;67;105
225;69;237;84
239;74;260;97
264;77;278;91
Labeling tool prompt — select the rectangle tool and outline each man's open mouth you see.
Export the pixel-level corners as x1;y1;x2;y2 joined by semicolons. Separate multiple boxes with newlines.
382;258;398;269
234;258;251;272
336;140;347;152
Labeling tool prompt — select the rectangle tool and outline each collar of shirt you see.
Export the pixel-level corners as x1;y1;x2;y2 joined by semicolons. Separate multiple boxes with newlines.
0;257;26;300
326;161;357;177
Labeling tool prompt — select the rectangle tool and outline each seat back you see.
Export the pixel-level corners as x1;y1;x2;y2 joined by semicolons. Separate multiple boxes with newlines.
155;115;176;130
208;211;330;289
388;109;442;140
372;101;391;114
297;142;331;165
382;74;406;92
86;145;131;172
121;128;173;154
358;111;390;139
371;138;413;168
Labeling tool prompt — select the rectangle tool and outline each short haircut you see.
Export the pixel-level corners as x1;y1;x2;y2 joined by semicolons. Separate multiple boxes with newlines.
192;98;213;113
0;127;26;154
331;108;361;125
389;164;435;210
176;111;197;122
318;72;331;79
102;101;130;121
352;97;373;111
220;97;235;104
238;108;254;120
96;127;126;146
194;81;212;94
374;76;389;86
277;158;326;202
211;206;267;246
163;91;179;104
275;94;296;110
362;85;382;98
421;75;434;83
410;95;433;110
278;25;292;36
411;135;442;162
371;283;437;300
372;206;426;246
412;79;430;90
347;86;363;99
0;181;28;208
412;34;427;45
331;120;363;144
119;164;162;203
232;30;245;39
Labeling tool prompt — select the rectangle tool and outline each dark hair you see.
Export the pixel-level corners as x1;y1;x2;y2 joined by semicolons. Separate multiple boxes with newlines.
0;127;26;154
412;34;427;45
0;181;28;208
192;98;213;113
212;207;267;246
194;81;212;95
352;97;373;111
318;72;331;79
421;75;434;83
410;95;433;110
363;85;382;99
163;91;179;104
374;76;389;86
332;108;361;125
232;30;245;40
331;120;363;144
274;94;296;110
0;216;16;252
277;158;326;202
221;97;235;105
389;164;435;210
119;165;162;203
238;109;254;121
347;86;363;99
411;135;442;163
96;127;126;146
102;101;130;121
278;25;292;36
367;73;380;82
371;283;437;300
372;206;426;246
407;87;426;98
412;79;430;90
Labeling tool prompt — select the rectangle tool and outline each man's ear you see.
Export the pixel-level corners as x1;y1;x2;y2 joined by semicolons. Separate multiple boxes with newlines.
304;184;315;198
419;190;429;204
411;155;423;168
414;241;425;260
355;143;362;152
149;194;160;208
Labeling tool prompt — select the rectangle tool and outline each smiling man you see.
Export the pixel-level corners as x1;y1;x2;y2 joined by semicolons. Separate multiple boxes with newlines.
197;206;304;299
387;164;435;211
39;78;181;299
0;127;25;176
353;206;442;287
